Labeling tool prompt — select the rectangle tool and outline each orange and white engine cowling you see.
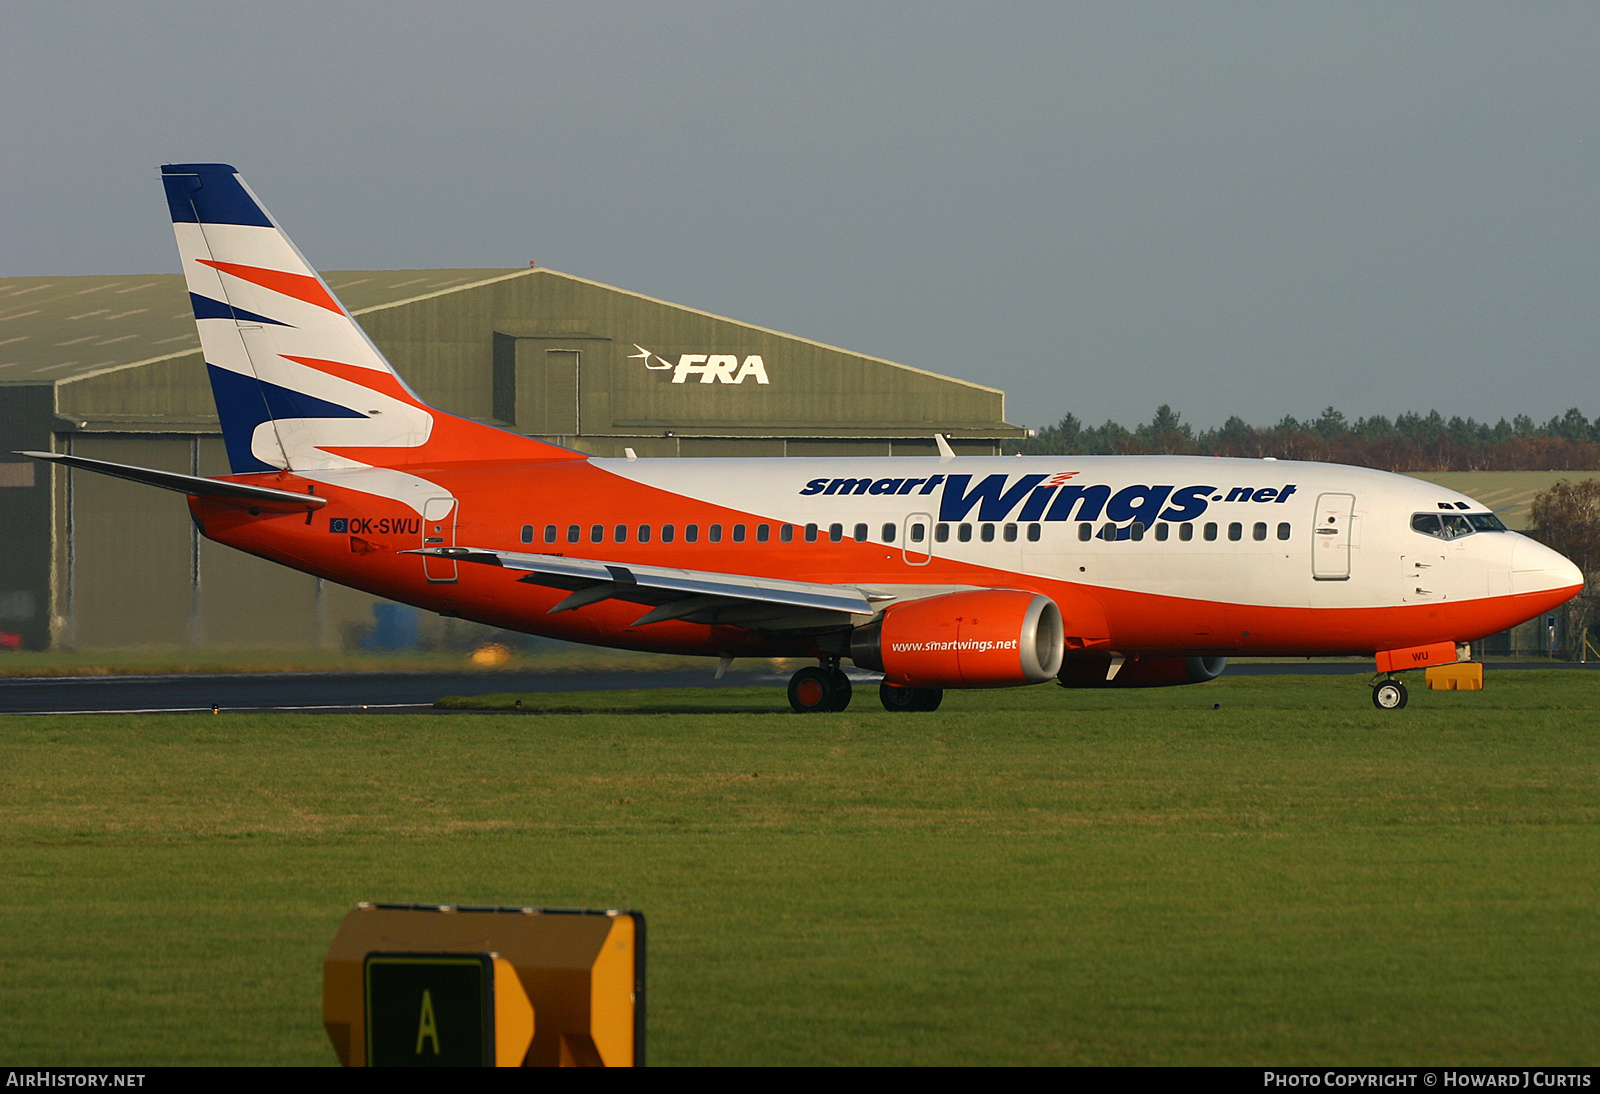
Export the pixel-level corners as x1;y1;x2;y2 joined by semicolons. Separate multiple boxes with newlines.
850;590;1065;688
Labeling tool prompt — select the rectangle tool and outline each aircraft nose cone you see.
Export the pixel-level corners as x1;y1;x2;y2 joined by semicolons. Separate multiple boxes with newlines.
1512;537;1586;597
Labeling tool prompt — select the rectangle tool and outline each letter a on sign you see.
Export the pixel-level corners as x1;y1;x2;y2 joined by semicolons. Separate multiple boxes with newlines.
416;989;440;1055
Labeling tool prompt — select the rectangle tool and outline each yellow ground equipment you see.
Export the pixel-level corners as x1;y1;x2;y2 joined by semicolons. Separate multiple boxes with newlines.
324;903;644;1066
1425;662;1484;690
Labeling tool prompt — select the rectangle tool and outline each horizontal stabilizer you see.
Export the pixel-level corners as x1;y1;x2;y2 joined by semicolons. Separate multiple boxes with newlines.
409;545;883;630
20;451;326;512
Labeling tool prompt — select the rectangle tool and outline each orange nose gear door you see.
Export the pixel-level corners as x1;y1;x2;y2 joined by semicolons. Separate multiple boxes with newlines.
422;496;458;583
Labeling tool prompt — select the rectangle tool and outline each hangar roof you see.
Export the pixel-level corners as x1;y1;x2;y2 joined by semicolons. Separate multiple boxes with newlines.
0;269;522;383
3;267;1021;448
0;268;1007;398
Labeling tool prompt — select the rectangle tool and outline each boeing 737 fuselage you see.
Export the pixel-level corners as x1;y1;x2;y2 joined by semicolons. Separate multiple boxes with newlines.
27;165;1584;712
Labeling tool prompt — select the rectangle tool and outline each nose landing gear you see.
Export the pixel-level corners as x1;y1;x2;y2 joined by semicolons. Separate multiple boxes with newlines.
1371;678;1409;710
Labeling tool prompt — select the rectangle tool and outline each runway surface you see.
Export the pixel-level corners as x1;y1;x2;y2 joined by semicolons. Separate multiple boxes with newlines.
0;660;1590;714
0;669;769;714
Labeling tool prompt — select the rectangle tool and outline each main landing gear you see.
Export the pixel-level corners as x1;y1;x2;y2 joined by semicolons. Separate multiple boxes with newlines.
1371;677;1409;710
878;682;944;712
786;661;946;713
788;662;853;713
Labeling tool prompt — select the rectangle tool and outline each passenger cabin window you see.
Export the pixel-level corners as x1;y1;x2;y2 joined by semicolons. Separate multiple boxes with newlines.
1154;524;1169;542
981;523;995;542
853;523;868;543
935;523;950;543
1078;523;1092;542
1180;523;1194;542
1098;522;1116;541
1129;522;1145;542
662;524;676;543
805;523;819;542
910;523;926;543
958;524;973;543
828;523;843;542
1253;522;1267;541
1003;523;1017;543
614;524;627;543
709;524;723;543
591;524;604;543
685;524;699;543
638;525;651;543
732;524;745;543
882;523;897;543
1228;522;1242;541
567;525;580;544
1277;522;1291;541
779;524;793;542
521;525;533;544
1203;522;1218;542
756;524;769;542
544;525;557;544
1026;523;1040;542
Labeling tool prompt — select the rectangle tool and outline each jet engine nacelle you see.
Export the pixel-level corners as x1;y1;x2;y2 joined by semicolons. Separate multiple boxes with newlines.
1056;654;1228;689
851;590;1065;688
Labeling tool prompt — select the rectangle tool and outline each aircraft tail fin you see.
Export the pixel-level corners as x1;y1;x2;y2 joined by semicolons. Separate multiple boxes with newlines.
161;163;578;473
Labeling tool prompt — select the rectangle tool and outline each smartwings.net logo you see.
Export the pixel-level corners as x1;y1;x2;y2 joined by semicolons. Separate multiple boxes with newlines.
890;638;1020;654
797;472;1300;525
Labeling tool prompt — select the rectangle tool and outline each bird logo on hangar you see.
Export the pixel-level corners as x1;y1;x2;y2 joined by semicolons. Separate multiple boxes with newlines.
629;344;770;385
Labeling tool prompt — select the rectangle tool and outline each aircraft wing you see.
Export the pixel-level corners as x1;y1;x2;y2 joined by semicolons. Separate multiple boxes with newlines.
410;546;889;632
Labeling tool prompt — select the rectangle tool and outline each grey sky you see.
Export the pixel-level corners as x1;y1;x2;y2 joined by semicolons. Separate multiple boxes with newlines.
4;2;1597;432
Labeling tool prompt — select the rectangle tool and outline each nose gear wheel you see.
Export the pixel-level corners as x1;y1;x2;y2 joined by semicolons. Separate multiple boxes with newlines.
1372;679;1408;710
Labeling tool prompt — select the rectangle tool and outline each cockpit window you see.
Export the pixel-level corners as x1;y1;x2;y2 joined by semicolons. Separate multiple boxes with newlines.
1412;511;1505;538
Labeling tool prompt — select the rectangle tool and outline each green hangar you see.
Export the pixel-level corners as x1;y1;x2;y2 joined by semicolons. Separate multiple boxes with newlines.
0;268;1026;650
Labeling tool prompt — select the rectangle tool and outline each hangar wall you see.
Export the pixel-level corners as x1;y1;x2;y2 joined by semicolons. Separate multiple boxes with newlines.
0;386;53;650
0;267;1026;650
355;268;1013;457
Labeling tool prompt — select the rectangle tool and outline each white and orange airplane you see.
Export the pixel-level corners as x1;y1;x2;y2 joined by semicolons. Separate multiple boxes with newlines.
26;164;1585;711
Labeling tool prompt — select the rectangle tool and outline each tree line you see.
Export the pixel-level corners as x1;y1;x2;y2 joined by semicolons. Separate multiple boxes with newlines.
1532;479;1600;657
1013;405;1600;472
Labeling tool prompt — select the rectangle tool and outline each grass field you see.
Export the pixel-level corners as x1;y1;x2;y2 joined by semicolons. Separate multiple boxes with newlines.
2;671;1597;1066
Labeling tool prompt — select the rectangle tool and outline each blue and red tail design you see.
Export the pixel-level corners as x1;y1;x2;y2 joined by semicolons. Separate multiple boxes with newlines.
161;163;575;475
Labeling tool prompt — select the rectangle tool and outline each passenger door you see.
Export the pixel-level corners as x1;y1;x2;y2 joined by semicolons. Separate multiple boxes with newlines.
1312;493;1355;580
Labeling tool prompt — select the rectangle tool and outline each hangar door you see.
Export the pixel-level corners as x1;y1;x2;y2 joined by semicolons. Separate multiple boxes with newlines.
493;333;613;437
